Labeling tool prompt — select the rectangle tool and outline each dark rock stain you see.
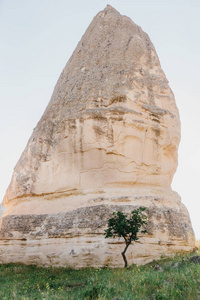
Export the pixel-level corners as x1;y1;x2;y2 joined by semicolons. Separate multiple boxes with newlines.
0;204;192;242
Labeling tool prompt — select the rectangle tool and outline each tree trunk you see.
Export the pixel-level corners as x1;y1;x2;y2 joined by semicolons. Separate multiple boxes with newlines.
121;243;130;268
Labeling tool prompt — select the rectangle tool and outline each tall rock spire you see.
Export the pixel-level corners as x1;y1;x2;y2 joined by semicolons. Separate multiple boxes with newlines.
0;6;194;267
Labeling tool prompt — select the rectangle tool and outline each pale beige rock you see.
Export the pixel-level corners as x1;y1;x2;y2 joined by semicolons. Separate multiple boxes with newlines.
0;5;195;267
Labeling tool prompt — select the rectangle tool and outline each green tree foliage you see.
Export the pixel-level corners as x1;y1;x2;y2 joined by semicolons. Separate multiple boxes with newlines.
104;207;148;267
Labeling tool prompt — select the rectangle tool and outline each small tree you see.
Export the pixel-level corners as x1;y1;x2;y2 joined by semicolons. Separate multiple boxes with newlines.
104;207;148;268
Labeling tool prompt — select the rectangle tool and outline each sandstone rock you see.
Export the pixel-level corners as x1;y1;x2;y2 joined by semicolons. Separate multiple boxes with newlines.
0;5;195;267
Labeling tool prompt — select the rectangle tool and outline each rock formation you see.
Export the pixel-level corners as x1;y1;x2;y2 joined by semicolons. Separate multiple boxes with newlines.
0;5;195;267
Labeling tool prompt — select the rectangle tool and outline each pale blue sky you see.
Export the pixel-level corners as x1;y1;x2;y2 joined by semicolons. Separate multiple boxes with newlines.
0;0;200;238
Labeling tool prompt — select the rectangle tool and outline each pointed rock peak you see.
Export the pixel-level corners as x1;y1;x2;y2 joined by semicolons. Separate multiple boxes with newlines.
98;4;120;17
104;4;119;13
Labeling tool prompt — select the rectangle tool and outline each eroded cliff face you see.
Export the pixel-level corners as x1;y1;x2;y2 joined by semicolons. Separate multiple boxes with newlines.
0;5;195;267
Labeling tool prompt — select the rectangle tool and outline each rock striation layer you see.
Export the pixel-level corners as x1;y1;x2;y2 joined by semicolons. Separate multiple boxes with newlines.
0;5;195;267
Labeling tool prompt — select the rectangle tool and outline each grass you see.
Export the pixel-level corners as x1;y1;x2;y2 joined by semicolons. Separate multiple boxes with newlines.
1;251;200;299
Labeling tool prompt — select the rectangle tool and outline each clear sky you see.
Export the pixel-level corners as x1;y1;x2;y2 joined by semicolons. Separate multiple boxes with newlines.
0;0;200;238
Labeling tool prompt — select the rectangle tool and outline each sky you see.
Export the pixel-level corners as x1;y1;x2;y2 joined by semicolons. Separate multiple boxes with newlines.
0;0;200;238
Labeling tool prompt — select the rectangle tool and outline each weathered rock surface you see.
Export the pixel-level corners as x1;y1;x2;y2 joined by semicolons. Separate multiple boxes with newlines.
0;5;195;267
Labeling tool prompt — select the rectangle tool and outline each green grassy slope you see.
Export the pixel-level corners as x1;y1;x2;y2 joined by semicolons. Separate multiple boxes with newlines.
1;251;200;299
